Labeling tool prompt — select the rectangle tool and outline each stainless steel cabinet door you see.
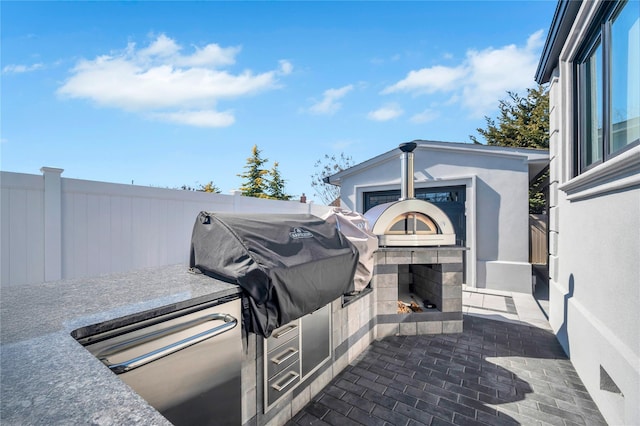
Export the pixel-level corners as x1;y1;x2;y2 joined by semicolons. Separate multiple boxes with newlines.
300;304;330;377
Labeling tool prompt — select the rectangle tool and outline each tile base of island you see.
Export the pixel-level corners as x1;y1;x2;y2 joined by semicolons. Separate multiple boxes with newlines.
242;247;465;426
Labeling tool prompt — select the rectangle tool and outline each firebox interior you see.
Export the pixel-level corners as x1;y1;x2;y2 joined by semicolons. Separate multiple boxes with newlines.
385;212;438;235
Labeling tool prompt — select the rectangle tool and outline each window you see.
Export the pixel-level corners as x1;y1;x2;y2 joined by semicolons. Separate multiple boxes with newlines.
363;187;464;212
576;0;639;174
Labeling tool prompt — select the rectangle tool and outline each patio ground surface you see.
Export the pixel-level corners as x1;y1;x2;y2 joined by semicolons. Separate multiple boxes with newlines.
287;287;608;426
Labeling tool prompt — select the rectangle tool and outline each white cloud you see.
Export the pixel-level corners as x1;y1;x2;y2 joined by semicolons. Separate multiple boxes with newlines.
3;63;43;74
382;65;467;95
57;34;288;127
382;30;545;117
139;34;181;59
410;108;440;124
151;109;235;127
279;60;293;75
309;84;354;115
367;103;403;121
461;29;545;116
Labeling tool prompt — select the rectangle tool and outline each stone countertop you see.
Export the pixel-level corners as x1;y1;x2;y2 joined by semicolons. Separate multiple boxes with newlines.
375;246;468;251
0;264;241;425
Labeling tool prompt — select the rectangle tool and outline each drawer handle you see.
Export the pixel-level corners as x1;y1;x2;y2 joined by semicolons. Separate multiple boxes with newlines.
271;347;298;365
271;371;299;392
102;313;237;374
272;324;297;339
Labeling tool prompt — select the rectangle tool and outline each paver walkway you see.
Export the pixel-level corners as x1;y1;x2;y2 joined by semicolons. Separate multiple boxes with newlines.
288;315;607;426
462;286;551;331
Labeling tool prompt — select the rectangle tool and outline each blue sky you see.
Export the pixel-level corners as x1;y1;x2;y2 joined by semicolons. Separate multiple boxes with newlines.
1;1;557;202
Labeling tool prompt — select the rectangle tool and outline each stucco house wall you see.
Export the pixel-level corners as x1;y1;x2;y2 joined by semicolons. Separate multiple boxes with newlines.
536;1;640;424
329;141;548;294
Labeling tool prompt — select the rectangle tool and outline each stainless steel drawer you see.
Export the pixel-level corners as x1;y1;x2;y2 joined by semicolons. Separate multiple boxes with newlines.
267;358;300;406
266;320;299;352
81;298;242;426
267;335;300;379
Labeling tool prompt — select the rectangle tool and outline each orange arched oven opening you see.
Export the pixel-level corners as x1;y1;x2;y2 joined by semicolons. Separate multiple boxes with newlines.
384;212;439;235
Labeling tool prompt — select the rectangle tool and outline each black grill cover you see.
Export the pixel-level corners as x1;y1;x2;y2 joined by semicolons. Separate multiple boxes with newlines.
190;212;358;337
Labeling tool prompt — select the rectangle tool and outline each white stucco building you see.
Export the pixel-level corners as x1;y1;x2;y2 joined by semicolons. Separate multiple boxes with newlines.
327;140;548;294
535;0;639;424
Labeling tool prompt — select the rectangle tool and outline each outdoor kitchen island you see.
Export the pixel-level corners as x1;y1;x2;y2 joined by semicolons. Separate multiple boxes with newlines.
243;245;467;426
1;252;465;426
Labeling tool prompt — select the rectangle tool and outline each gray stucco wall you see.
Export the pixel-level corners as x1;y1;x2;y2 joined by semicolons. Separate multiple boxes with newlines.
338;145;532;293
545;11;640;422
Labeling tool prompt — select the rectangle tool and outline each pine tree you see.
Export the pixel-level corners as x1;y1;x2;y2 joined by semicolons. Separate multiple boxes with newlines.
178;181;220;192
238;145;270;198
470;85;549;213
267;162;291;200
470;85;549;149
198;181;221;193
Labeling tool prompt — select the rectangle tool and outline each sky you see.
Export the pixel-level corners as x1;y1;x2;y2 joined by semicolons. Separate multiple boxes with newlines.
1;1;558;203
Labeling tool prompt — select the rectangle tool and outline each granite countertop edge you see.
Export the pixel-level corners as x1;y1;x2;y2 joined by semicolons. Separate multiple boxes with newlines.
0;264;241;425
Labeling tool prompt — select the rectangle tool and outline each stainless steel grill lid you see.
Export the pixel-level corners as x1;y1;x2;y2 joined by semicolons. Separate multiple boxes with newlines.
364;142;456;247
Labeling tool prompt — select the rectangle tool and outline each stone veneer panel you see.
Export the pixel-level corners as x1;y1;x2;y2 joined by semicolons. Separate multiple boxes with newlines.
441;298;463;313
243;290;377;426
443;320;464;333
399;321;417;335
242;247;466;426
385;251;412;264
376;323;399;339
373;247;465;336
418;320;443;334
412;250;438;264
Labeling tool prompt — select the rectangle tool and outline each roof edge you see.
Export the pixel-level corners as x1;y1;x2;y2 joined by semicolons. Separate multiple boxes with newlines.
535;0;583;84
327;140;549;186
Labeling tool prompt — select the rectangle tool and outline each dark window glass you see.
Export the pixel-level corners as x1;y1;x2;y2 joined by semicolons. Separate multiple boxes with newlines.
415;217;432;232
389;218;407;233
576;0;640;175
610;1;640;153
582;41;604;168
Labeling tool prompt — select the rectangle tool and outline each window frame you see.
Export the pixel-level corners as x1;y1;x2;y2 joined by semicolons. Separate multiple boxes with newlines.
574;0;639;176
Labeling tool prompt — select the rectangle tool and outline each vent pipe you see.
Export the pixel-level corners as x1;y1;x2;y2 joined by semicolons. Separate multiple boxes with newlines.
399;142;417;200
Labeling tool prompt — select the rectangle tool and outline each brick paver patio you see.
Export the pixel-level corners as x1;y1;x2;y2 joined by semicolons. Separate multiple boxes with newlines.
288;316;607;426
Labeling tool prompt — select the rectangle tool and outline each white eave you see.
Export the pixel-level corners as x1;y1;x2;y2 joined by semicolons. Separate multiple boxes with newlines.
327;140;549;186
535;0;583;84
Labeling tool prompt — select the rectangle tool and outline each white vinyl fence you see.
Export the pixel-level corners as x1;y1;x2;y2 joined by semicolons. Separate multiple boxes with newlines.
1;168;330;287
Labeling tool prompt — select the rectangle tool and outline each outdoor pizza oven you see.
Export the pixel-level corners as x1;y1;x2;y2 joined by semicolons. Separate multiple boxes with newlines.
363;142;456;247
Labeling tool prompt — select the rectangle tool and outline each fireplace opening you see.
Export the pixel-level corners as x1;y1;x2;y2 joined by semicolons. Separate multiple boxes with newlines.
386;212;438;235
396;263;463;314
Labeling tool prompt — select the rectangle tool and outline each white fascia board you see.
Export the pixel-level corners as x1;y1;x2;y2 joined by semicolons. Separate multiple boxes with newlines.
327;150;398;186
416;141;548;162
328;141;549;185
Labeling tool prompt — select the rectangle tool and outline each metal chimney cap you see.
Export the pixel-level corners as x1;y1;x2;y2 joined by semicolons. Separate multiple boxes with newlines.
399;142;417;153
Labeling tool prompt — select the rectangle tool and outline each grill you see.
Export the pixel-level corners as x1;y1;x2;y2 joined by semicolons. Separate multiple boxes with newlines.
364;142;456;247
189;212;359;337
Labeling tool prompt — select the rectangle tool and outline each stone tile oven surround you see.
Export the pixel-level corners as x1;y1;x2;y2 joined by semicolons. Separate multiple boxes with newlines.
373;246;466;337
241;245;466;426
